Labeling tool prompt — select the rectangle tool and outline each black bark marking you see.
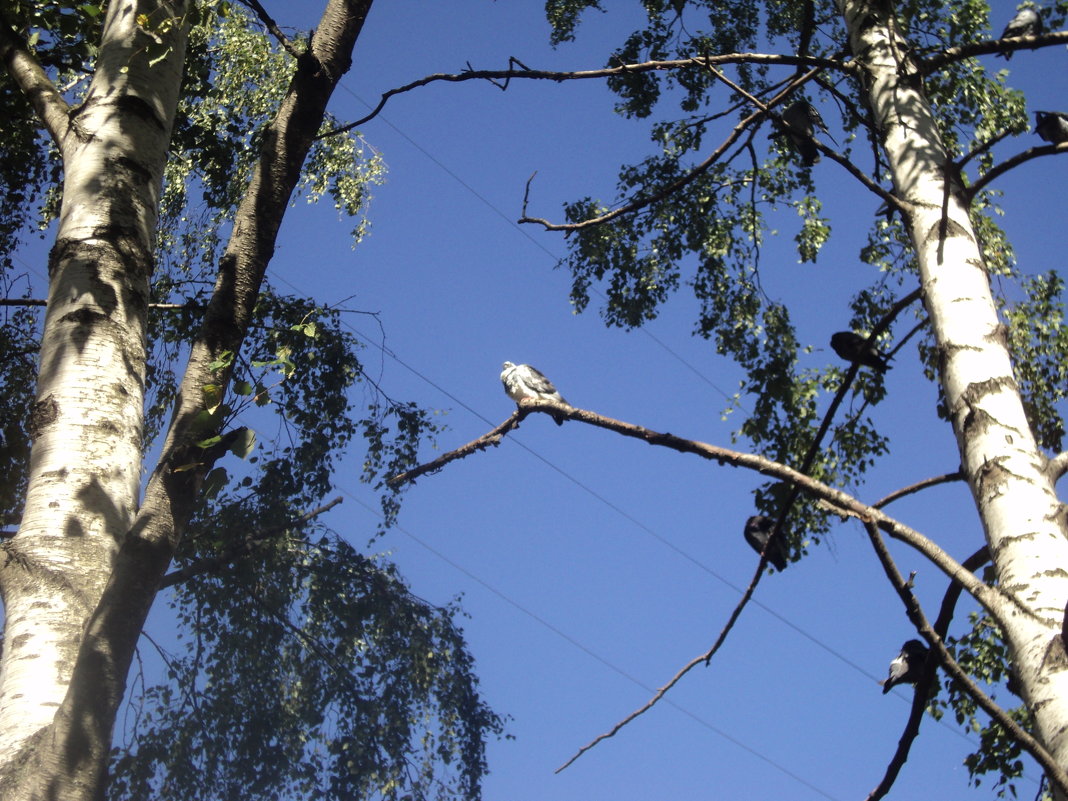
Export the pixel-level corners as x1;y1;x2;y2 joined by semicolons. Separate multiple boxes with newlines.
28;395;58;439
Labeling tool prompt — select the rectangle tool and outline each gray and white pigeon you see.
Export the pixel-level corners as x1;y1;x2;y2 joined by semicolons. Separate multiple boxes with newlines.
830;331;889;373
770;100;834;166
1035;111;1068;144
881;639;929;694
743;515;789;571
997;6;1043;59
500;361;568;425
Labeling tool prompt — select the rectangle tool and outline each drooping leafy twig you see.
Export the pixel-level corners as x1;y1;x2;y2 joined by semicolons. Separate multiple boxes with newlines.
160;496;344;588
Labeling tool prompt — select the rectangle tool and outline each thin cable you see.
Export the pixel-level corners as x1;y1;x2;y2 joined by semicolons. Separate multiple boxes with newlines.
335;81;740;407
345;490;845;801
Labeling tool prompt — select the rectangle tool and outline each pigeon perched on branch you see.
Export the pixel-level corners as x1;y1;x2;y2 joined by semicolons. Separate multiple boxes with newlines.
769;100;835;166
996;6;1043;59
1035;111;1068;145
881;639;929;694
743;515;789;571
500;361;568;425
830;331;890;373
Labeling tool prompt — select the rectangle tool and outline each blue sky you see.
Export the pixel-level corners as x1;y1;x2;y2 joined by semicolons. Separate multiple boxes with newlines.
15;0;1067;798
260;1;1067;799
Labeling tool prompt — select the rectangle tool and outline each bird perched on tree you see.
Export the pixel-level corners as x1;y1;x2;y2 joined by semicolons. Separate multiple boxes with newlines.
769;100;835;165
1035;111;1068;145
500;361;569;425
881;639;929;694
997;5;1043;59
743;515;789;571
830;331;889;373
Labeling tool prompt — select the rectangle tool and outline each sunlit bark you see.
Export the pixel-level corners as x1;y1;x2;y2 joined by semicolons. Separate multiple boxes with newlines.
839;0;1068;788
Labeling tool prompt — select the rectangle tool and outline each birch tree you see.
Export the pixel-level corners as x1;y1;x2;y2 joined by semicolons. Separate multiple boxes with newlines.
382;0;1068;795
0;2;500;799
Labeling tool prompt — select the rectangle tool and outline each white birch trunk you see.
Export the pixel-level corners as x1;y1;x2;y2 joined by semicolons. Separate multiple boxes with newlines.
0;0;188;783
838;0;1068;782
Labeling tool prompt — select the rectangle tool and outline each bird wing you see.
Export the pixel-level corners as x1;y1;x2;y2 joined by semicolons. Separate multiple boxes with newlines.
522;365;562;398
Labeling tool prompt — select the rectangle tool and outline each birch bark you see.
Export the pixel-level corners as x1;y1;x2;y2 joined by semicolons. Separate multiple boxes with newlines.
0;1;189;797
839;0;1068;785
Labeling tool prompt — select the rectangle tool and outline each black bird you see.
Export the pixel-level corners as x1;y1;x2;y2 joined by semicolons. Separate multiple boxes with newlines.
770;100;834;166
743;515;788;571
830;331;889;373
882;639;929;694
1035;111;1068;145
997;6;1043;59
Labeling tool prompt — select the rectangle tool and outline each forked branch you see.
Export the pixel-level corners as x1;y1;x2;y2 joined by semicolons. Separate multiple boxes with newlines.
864;523;1066;797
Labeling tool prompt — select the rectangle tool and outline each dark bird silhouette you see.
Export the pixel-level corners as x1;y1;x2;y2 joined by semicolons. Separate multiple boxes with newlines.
881;639;929;694
743;515;788;571
997;6;1043;59
769;100;834;165
830;331;889;373
500;361;568;425
1035;111;1068;145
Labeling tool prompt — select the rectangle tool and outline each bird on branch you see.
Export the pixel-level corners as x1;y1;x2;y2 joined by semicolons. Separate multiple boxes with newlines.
500;361;569;425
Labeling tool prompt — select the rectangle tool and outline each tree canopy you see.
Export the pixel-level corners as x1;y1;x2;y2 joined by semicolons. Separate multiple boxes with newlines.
2;0;1068;799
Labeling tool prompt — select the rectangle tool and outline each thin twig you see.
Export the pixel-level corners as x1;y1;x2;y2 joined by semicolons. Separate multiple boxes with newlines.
556;553;769;773
237;0;303;59
520;69;823;232
873;471;964;508
705;63;907;214
919;30;1068;73
318;54;852;139
387;410;526;487
966;142;1068;201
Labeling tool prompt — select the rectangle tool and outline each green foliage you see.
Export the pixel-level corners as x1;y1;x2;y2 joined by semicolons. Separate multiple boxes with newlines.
111;523;503;801
0;296;38;522
1005;272;1068;452
544;0;1055;563
2;0;495;796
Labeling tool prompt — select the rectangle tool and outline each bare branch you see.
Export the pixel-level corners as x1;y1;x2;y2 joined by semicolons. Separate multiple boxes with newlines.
704;63;907;215
966;142;1068;201
864;521;1068;797
0;14;71;144
235;0;304;59
864;546;990;801
557;547;771;773
1046;452;1068;483
873;471;964;509
318;53;853;139
519;69;823;232
388;410;525;487
919;30;1068;73
393;399;1002;616
0;297;204;310
159;496;343;588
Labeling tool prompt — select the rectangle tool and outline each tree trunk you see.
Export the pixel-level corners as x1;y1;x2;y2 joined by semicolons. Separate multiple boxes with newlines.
839;0;1068;785
0;1;376;798
0;2;189;798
